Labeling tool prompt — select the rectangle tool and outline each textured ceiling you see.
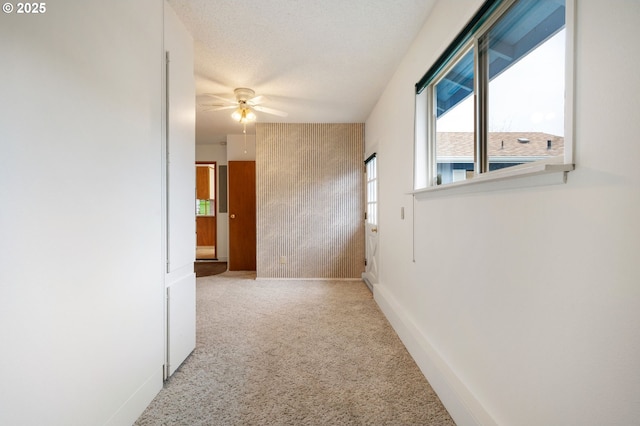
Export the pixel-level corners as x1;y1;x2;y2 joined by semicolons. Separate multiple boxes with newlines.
166;0;437;143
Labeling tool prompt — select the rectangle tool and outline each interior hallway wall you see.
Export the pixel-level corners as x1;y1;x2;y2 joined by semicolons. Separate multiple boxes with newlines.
365;1;640;425
0;2;166;425
256;123;364;278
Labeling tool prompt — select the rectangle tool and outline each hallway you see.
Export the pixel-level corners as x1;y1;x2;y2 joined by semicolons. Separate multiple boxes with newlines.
136;273;454;425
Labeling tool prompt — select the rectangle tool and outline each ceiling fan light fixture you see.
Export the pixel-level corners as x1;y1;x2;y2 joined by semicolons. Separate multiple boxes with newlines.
231;106;256;123
203;88;286;126
231;107;243;122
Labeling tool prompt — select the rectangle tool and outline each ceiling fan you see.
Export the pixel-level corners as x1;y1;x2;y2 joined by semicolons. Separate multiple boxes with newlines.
201;88;288;123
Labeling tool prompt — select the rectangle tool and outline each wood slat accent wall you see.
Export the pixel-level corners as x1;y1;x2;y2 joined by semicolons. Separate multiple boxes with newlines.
256;123;365;278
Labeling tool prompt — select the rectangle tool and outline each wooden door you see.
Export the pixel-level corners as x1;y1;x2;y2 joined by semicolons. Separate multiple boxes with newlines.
195;163;217;260
196;166;210;199
196;217;216;246
228;161;256;271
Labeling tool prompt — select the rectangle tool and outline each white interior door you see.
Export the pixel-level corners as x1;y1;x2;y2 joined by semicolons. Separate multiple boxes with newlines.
363;154;379;290
167;274;195;376
164;5;196;379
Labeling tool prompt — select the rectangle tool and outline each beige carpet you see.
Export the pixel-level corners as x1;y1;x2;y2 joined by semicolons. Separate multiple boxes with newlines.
135;272;455;425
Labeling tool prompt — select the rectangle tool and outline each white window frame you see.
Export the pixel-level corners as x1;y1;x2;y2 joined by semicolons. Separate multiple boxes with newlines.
413;0;575;195
365;154;378;226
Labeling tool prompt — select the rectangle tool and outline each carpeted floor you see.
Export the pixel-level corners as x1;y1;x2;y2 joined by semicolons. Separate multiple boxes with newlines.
135;272;455;425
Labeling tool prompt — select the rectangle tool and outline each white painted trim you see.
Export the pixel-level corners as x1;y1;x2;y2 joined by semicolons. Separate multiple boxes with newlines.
564;0;576;165
373;283;497;426
361;273;374;292
256;277;364;282
160;0;169;382
412;162;574;198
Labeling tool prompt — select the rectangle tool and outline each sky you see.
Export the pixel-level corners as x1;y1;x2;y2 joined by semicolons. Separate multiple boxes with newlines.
437;29;566;137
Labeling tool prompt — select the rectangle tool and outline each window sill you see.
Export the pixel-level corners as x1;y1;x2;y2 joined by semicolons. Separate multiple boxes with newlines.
412;162;575;199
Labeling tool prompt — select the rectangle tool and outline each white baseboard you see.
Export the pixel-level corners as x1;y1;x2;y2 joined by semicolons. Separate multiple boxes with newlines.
104;369;163;426
361;273;374;292
373;284;497;426
256;277;363;281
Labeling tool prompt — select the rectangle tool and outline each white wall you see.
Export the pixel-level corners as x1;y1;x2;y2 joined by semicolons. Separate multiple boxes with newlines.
366;1;640;425
196;143;228;164
0;2;165;425
227;133;256;160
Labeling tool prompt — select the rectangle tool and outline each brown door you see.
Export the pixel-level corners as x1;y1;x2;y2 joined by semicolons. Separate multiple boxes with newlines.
196;216;216;259
228;161;256;271
196;166;210;200
195;163;217;260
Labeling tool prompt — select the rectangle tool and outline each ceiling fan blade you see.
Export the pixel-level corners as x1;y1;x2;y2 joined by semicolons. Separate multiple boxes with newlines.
253;105;288;117
200;103;233;107
247;95;268;106
201;105;237;112
202;93;237;104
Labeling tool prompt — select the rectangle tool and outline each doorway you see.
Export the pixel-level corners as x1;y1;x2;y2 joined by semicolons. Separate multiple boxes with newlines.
196;162;217;260
363;153;378;290
228;161;256;271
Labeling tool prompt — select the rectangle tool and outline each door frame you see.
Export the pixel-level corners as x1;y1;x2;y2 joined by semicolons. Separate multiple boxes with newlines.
196;161;217;260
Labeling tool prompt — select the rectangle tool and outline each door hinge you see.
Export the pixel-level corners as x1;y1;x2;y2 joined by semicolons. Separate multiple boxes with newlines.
364;258;367;266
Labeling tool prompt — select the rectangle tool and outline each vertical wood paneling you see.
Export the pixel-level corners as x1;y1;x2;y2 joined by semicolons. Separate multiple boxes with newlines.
256;123;364;278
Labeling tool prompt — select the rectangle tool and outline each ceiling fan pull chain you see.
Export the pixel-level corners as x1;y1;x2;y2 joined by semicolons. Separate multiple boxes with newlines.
243;123;248;154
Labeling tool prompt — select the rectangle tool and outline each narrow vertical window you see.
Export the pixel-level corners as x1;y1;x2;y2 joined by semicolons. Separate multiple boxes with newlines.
365;154;377;225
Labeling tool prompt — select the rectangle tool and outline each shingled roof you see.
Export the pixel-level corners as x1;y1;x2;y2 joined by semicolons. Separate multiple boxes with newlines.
436;132;564;160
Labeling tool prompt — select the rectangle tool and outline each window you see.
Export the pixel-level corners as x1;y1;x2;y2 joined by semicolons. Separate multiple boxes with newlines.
365;154;377;225
415;0;573;189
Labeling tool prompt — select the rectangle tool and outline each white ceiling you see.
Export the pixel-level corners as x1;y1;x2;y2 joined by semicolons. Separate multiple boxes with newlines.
166;0;437;143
